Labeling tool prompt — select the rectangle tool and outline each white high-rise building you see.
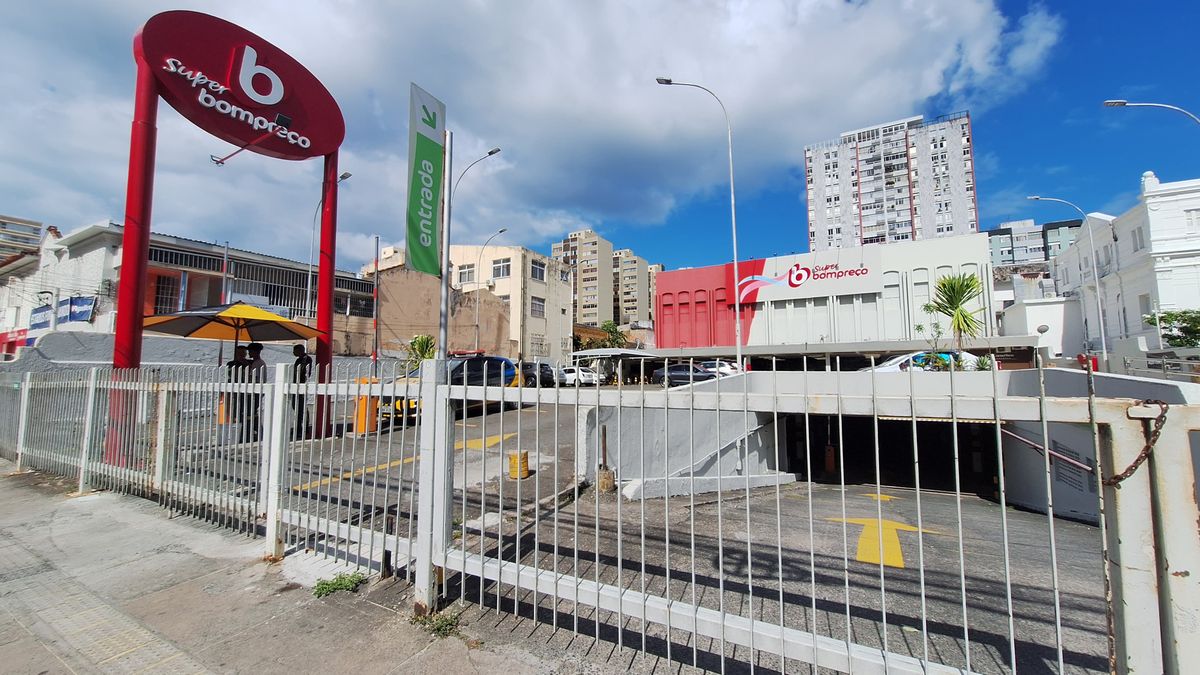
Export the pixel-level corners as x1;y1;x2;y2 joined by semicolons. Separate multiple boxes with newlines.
805;112;979;251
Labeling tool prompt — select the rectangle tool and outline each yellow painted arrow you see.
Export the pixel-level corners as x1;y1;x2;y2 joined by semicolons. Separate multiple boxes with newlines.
829;518;929;568
292;432;516;491
862;493;897;502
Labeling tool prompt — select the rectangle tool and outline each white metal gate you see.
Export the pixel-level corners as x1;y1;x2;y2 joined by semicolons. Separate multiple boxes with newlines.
5;358;1198;674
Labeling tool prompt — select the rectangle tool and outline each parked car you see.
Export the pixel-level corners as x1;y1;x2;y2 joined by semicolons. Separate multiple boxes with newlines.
380;354;518;419
651;364;718;387
699;360;743;377
520;361;561;387
560;366;598;386
863;351;980;372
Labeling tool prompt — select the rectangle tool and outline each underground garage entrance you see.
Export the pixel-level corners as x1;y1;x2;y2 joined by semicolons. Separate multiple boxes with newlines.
782;413;1000;498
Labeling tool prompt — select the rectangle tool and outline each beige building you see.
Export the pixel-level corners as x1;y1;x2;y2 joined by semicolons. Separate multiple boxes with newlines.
375;265;510;358
449;244;572;362
552;229;614;327
612;249;650;324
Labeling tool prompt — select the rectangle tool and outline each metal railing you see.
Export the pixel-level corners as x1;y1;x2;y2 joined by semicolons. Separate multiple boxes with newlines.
1122;355;1200;382
2;357;1197;674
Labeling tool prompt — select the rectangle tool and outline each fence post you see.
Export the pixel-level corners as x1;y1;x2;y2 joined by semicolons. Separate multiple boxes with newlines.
151;386;175;493
1136;403;1200;674
77;368;100;493
262;365;288;560
413;359;453;614
15;372;31;472
1101;405;1165;673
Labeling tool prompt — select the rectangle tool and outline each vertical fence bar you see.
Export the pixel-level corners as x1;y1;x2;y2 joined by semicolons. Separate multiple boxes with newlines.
15;372;31;471
1035;355;1066;672
991;359;1018;670
77;368;100;494
264;365;288;559
948;359;970;670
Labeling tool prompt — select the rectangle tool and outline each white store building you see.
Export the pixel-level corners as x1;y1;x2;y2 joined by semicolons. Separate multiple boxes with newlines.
1054;171;1200;354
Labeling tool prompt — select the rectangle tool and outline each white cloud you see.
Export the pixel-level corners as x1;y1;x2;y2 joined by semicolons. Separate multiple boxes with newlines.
0;1;1062;269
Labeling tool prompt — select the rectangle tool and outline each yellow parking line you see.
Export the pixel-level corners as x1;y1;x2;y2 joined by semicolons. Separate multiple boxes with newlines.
862;493;898;502
292;432;517;491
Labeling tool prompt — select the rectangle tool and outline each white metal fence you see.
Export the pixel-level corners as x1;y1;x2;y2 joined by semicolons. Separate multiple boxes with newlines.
3;357;1198;674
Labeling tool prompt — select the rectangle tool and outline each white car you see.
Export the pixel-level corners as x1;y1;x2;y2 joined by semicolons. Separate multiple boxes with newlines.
560;366;599;386
699;360;743;377
863;351;980;372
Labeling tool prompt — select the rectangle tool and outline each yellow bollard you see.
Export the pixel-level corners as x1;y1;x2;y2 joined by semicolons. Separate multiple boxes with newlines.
354;377;380;434
508;451;529;480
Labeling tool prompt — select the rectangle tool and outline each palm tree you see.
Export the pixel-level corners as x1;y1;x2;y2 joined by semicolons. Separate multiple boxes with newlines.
922;273;984;352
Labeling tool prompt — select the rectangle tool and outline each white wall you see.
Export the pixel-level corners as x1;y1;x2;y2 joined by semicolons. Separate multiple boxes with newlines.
745;233;994;345
1000;297;1083;358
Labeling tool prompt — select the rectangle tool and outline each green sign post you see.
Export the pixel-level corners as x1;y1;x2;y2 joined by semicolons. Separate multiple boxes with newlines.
405;83;446;276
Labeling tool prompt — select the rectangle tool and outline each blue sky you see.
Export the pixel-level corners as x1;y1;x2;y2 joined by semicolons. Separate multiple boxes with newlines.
1;1;1197;273
626;1;1200;270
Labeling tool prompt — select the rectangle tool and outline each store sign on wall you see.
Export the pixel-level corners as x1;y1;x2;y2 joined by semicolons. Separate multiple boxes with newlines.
728;246;884;303
136;10;345;160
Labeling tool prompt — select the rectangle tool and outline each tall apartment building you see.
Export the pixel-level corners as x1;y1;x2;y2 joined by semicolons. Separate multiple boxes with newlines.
805;112;979;251
449;244;572;362
612;249;651;324
551;229;614;326
0;215;43;259
989;218;1081;266
647;263;664;323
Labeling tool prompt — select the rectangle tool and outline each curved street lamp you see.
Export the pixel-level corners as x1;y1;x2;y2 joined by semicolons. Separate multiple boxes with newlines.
1027;195;1108;369
447;147;502;351
1103;99;1200;126
305;171;352;320
656;76;744;367
474;227;508;350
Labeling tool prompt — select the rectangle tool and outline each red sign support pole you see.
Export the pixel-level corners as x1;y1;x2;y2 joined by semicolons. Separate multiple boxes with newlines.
113;59;160;369
314;151;339;436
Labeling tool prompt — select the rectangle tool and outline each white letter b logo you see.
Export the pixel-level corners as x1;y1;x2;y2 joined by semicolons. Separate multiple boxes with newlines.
237;46;283;106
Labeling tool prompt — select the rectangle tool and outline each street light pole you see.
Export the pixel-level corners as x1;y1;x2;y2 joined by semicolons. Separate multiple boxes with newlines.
1103;99;1200;126
447;147;501;353
1028;195;1108;369
305;171;351;321
656;77;744;367
473;227;508;351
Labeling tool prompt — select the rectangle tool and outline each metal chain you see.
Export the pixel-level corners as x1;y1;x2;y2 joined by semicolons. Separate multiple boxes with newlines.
1103;399;1169;487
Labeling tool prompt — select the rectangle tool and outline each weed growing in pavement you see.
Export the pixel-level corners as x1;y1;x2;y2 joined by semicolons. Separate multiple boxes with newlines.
410;610;461;638
312;571;367;598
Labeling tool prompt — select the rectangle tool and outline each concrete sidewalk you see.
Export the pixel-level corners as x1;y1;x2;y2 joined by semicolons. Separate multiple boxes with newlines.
0;459;617;674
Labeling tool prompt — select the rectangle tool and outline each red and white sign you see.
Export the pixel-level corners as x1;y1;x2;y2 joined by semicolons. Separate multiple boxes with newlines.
136;10;345;160
726;247;883;304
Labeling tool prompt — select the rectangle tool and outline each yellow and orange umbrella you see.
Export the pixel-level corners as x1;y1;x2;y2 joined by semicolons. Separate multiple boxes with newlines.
143;301;321;343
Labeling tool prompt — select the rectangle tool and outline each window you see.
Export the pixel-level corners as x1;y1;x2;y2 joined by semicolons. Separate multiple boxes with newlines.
1139;294;1153;328
531;259;546;282
492;257;511;278
1187;209;1200;234
153;274;179;315
1132;226;1146;252
457;263;475;284
530;296;546;318
497;294;510;306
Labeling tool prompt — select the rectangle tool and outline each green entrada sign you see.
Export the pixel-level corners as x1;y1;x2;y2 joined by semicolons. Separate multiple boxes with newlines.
405;83;446;276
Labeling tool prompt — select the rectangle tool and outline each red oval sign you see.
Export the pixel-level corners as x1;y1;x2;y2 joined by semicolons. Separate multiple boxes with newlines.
135;10;344;160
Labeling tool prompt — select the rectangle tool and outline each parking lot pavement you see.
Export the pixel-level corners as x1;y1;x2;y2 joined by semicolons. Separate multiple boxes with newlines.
454;479;1107;674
